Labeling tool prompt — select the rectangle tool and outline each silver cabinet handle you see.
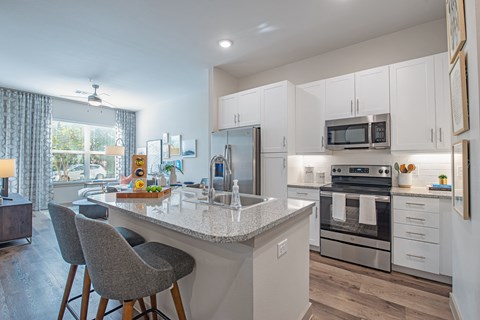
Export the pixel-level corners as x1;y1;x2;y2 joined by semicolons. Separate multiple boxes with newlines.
234;114;237;124
296;192;308;195
350;100;353;115
406;217;426;221
406;202;425;206
406;254;426;260
283;158;286;169
406;231;426;236
237;113;240;123
439;128;442;142
430;128;434;143
356;98;359;113
282;136;287;148
315;206;318;219
321;136;324;148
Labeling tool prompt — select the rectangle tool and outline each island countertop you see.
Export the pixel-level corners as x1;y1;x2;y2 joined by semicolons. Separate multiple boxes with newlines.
88;188;314;243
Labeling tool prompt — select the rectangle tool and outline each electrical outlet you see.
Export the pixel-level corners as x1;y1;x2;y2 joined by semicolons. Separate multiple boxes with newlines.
277;239;288;258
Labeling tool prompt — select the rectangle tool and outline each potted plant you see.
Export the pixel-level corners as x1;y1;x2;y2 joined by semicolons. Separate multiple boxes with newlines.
438;174;448;185
163;163;184;185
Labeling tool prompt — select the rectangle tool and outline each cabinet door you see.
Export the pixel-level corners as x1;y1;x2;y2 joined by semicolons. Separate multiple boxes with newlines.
218;94;238;130
261;153;287;199
309;201;320;248
439;198;452;276
295;81;327;154
325;74;355;120
390;56;436;151
434;53;452;151
261;82;289;153
237;88;261;127
354;66;390;116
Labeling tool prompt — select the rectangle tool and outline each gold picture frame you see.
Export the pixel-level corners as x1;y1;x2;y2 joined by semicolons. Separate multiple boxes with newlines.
452;140;469;219
449;51;469;135
446;0;466;63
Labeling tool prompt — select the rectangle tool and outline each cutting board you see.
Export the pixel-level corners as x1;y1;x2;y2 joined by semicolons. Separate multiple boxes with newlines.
116;188;171;198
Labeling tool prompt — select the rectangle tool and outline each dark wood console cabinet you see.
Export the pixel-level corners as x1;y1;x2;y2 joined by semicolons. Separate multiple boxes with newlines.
0;193;32;245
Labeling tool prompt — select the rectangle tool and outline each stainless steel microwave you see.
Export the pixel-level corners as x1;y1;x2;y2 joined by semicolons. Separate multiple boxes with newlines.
325;114;390;150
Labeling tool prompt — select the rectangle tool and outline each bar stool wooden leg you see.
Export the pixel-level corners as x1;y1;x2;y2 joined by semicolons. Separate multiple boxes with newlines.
137;298;148;320
96;297;109;320
80;267;91;320
122;300;135;320
150;294;158;320
170;281;187;320
58;264;78;320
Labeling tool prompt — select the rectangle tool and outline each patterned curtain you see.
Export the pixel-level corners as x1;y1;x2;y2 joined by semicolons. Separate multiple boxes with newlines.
0;88;53;210
115;109;136;176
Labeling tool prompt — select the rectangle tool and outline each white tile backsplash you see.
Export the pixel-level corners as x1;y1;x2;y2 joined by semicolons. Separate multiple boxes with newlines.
289;151;451;187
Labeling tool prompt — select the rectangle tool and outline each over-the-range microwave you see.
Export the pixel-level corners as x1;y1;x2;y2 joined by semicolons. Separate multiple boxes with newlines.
325;113;390;150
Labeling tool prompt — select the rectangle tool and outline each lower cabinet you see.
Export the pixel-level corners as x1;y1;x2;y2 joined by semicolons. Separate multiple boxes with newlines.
392;196;451;277
261;153;288;199
288;187;320;251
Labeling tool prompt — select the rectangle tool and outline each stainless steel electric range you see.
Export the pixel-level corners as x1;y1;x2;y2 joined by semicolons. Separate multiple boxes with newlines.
319;165;392;272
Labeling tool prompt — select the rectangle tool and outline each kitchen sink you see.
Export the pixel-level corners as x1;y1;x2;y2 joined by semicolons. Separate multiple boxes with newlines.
183;192;270;209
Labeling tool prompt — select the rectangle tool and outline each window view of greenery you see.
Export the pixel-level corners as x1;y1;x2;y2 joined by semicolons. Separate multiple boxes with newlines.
52;121;116;182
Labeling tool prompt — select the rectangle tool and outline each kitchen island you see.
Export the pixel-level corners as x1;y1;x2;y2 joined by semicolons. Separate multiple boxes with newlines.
88;188;314;320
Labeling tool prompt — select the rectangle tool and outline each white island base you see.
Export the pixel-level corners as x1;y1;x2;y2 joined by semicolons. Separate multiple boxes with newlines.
108;207;312;320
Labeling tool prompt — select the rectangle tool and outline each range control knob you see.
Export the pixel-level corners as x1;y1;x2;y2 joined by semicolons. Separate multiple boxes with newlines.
385;169;390;174
337;168;342;173
378;169;384;174
332;168;337;173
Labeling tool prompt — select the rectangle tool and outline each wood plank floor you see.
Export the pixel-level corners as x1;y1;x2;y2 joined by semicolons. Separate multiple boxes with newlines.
0;210;453;319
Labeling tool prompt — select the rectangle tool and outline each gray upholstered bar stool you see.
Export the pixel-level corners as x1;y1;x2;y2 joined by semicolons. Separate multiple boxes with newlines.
75;214;195;320
48;203;147;320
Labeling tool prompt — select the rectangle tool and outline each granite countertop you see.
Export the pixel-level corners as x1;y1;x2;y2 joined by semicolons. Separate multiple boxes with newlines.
391;186;452;199
287;182;326;189
88;188;314;244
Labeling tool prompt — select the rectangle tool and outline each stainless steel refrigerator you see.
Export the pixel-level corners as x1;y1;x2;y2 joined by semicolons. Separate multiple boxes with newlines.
211;127;261;195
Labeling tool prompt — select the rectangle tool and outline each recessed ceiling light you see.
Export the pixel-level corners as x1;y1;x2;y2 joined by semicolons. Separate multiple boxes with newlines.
218;39;233;48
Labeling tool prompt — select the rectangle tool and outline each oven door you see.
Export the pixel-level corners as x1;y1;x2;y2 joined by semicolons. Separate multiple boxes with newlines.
319;191;391;242
326;122;370;150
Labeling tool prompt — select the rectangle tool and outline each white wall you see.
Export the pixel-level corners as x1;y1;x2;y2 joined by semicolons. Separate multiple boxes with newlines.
451;0;480;319
209;67;238;132
136;73;210;183
236;19;447;90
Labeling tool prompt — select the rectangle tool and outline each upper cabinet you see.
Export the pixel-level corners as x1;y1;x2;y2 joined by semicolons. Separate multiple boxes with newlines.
295;80;328;154
325;66;390;120
390;54;451;151
261;81;295;153
218;88;261;130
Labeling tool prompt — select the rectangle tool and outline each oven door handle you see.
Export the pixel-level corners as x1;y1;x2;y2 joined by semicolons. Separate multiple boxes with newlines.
320;191;390;203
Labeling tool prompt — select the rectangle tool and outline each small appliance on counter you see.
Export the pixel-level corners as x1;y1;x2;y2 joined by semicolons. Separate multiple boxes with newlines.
304;166;314;183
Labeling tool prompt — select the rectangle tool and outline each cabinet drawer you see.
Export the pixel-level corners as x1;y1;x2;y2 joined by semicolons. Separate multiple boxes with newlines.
393;237;439;274
287;187;319;201
394;223;439;244
394;209;439;228
393;196;439;212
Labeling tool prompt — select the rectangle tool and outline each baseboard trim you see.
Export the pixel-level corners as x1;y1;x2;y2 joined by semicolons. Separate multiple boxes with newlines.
392;264;452;284
299;302;312;320
450;293;463;320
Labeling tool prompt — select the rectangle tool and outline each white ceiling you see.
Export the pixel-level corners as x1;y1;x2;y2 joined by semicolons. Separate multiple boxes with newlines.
0;0;445;111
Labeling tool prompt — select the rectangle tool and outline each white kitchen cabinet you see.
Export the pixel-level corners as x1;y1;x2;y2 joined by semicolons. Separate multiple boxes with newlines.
295;80;327;154
392;196;452;278
390;56;440;151
288;187;320;250
218;94;237;130
325;74;355;120
218;88;261;130
261;153;288;199
325;66;389;120
261;81;295;153
434;53;452;151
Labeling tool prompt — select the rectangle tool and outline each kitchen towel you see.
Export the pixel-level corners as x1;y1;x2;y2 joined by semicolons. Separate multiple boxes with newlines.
359;195;377;225
332;193;346;222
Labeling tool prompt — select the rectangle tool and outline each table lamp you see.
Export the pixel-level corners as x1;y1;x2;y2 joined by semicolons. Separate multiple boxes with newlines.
0;159;16;197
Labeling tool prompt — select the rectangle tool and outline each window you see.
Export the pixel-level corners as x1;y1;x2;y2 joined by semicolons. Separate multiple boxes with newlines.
52;121;116;182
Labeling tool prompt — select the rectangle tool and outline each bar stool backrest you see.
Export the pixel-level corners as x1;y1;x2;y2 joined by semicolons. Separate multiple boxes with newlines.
48;203;86;265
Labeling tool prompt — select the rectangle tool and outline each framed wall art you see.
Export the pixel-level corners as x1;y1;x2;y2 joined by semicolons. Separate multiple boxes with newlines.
182;139;197;158
162;133;169;144
170;135;181;156
452;139;470;219
449;51;469;135
162;143;170;159
446;0;466;63
146;140;162;178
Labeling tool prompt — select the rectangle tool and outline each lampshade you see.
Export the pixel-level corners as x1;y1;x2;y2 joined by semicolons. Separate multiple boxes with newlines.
0;159;16;178
105;145;125;156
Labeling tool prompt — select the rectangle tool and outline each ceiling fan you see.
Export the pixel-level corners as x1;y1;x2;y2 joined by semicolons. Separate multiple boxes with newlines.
61;83;115;108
